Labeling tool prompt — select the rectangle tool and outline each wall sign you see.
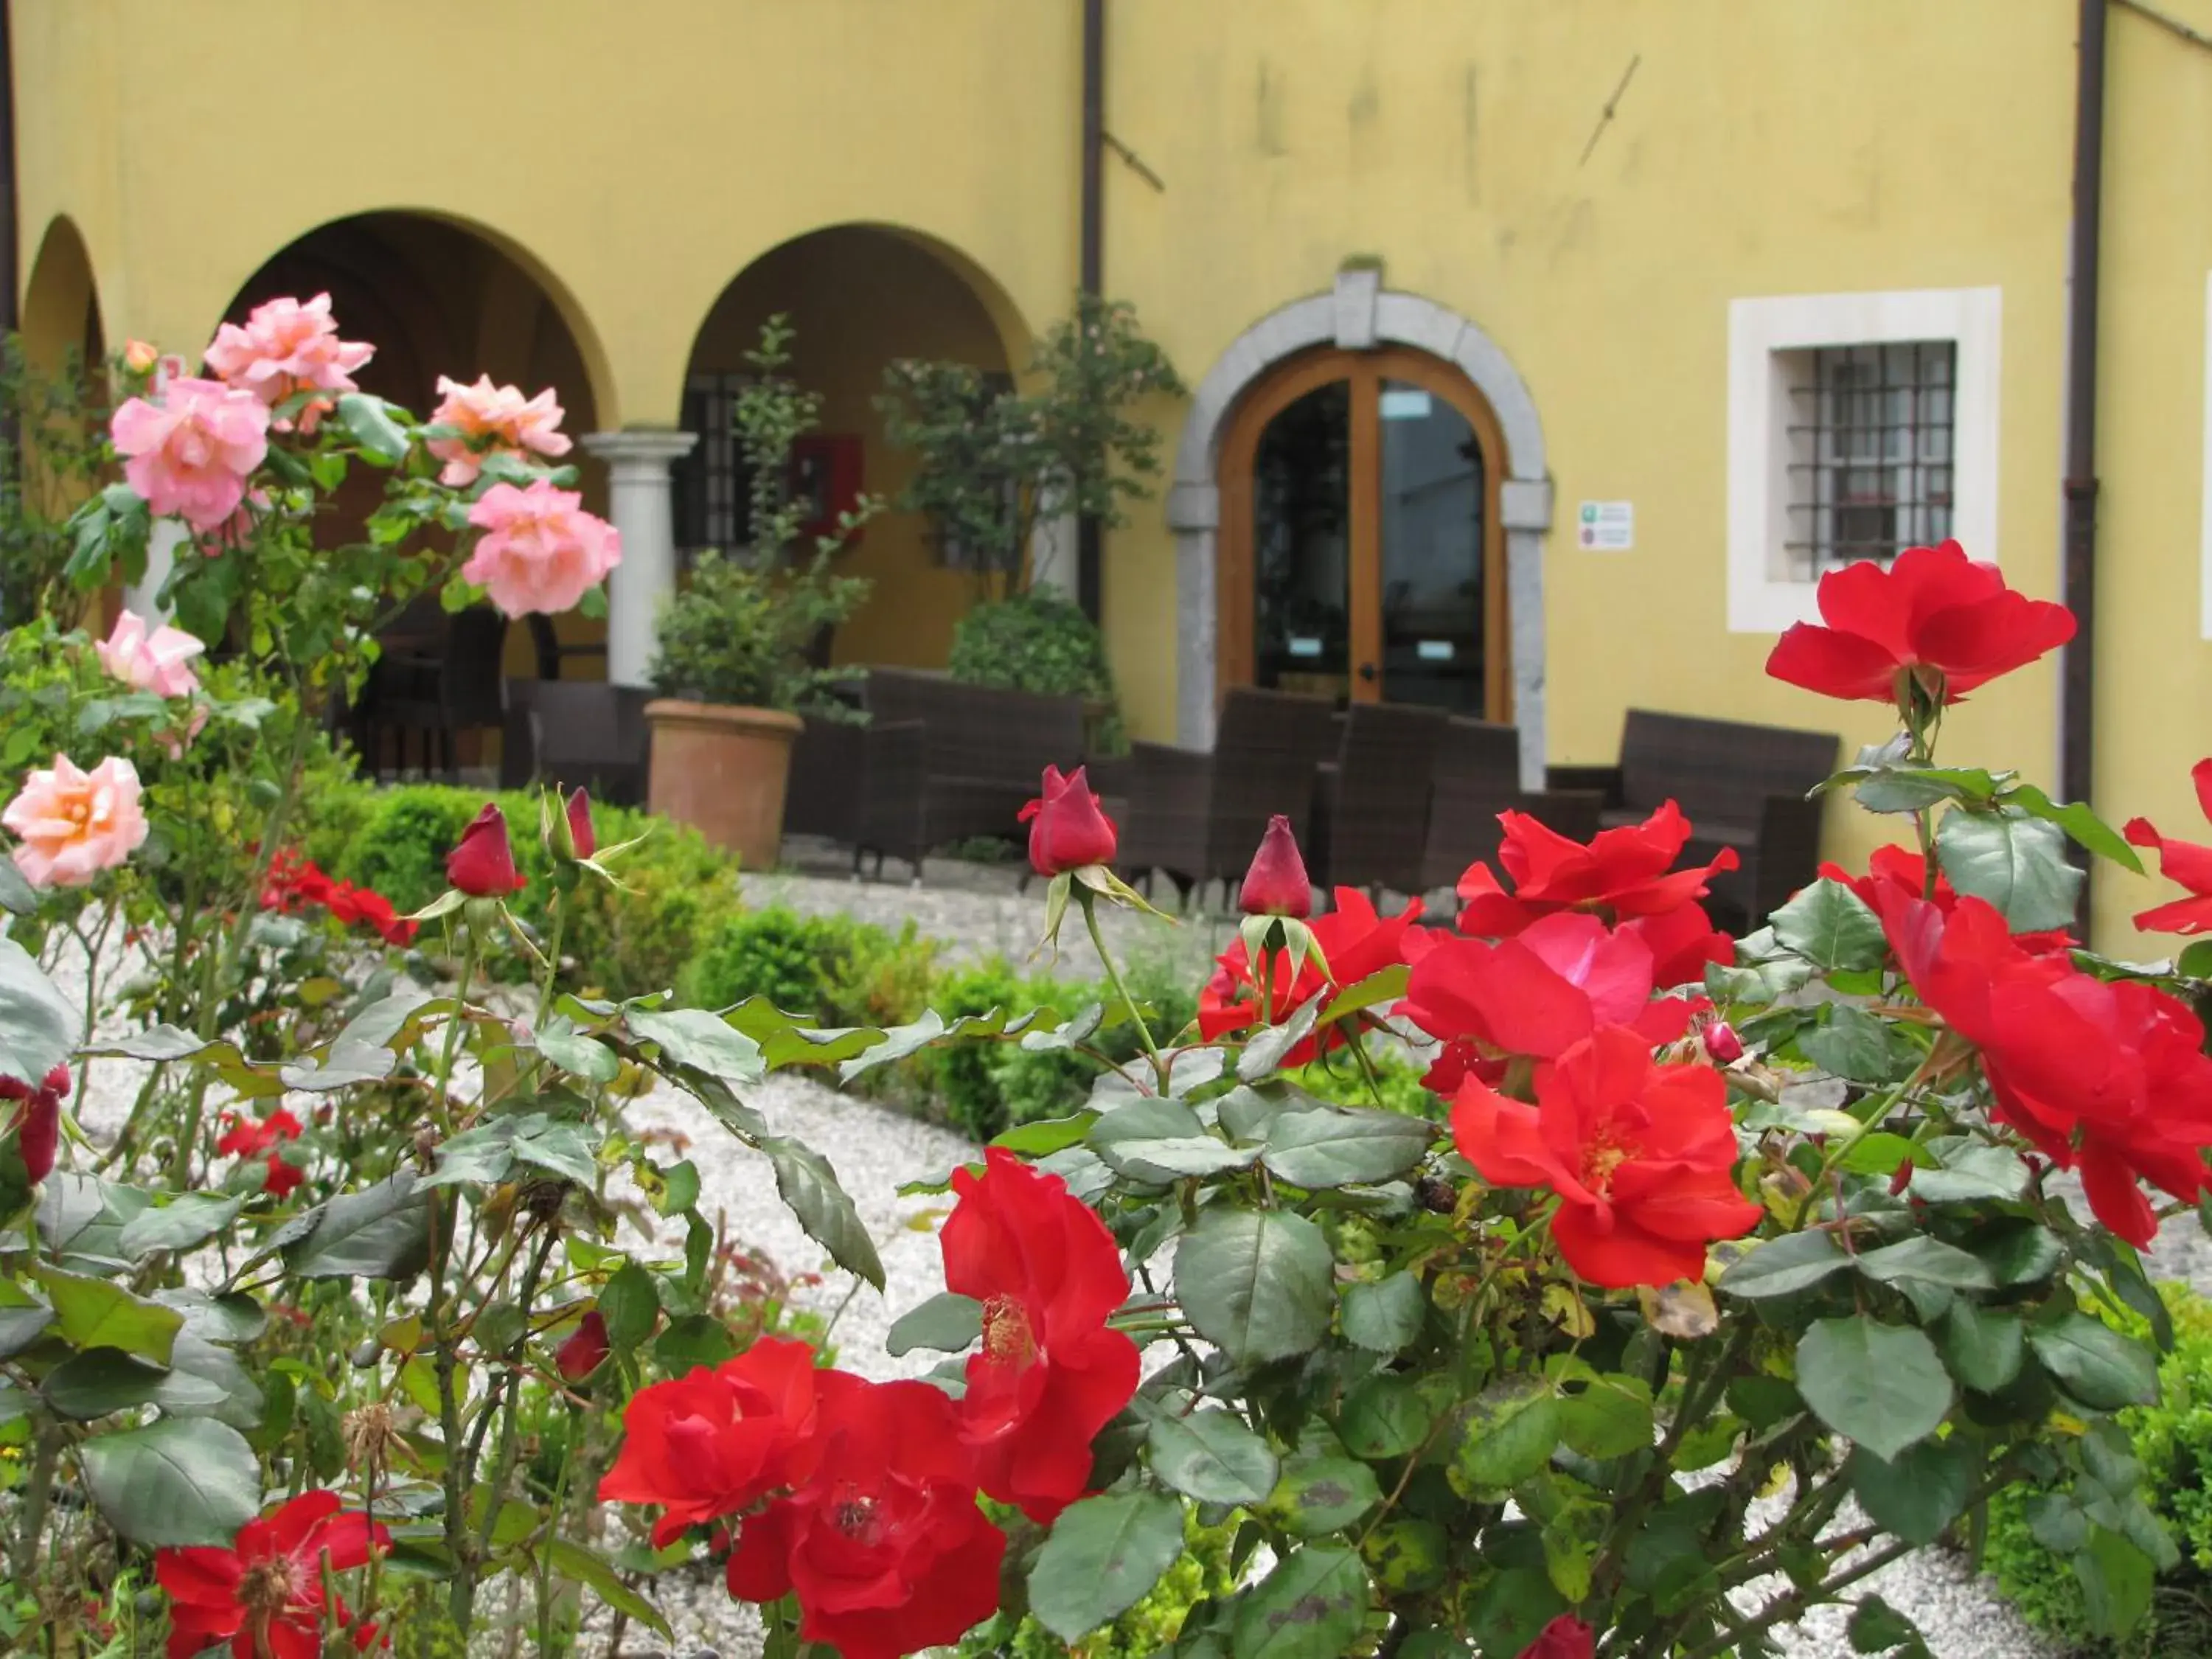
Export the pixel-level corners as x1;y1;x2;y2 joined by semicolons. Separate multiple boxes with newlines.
1578;500;1634;551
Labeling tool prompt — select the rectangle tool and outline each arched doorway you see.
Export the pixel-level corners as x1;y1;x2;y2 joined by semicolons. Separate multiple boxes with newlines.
1168;278;1551;785
677;223;1027;671
1218;346;1509;719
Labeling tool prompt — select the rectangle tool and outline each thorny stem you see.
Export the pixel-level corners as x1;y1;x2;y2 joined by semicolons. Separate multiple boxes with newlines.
8;1417;62;1585
1081;891;1164;1084
1677;1537;1917;1659
466;1226;562;1624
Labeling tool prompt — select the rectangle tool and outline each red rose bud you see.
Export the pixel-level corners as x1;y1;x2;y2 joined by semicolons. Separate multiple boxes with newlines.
18;1091;58;1183
1703;1020;1745;1065
445;803;526;897
1237;813;1312;918
566;788;596;860
556;1310;611;1382
41;1064;70;1099
1518;1616;1596;1659
1018;764;1118;877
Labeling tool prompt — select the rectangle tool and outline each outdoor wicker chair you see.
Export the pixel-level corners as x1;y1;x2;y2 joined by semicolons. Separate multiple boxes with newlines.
501;679;653;807
1549;708;1840;930
1419;716;1605;894
1309;702;1450;897
1113;686;1340;908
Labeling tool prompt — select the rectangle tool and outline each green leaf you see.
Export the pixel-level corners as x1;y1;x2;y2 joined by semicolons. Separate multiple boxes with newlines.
0;1304;53;1360
1028;1488;1187;1644
0;936;77;1085
507;1116;599;1186
992;1112;1098;1155
1851;767;2000;815
658;1159;701;1217
0;857;37;916
1174;1208;1335;1365
886;1291;982;1357
653;1313;737;1372
423;1120;519;1187
1854;1237;1995;1292
2029;1315;2160;1411
763;1136;884;1289
1260;1108;1433;1189
2077;1526;2155;1638
1770;879;1889;973
79;1417;262;1546
1231;1545;1370;1659
1793;1316;1952;1461
1937;810;2083;935
38;1174;153;1275
41;1347;175;1420
1907;1144;2030;1204
1450;1377;1560;1493
1148;1408;1281;1504
2003;785;2144;875
117;1194;246;1259
1970;1218;2063;1287
1237;1002;1321;1082
1338;1375;1433;1459
599;1264;660;1352
1798;1004;1916;1084
1718;1231;1853;1299
1269;1453;1381;1535
281;1174;431;1280
1848;1594;1927;1655
1091;1096;1259;1182
535;1019;620;1082
627;1006;765;1084
1557;1371;1657;1460
1848;1436;1979;1545
544;1538;674;1639
277;1037;394;1092
1341;1273;1426;1353
335;392;410;464
29;1265;182;1362
1941;1301;2024;1394
1317;966;1409;1023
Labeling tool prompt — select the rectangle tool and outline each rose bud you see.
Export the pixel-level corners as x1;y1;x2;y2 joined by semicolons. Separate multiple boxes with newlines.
123;339;161;373
445;802;526;897
1518;1615;1596;1659
556;1310;611;1382
1018;764;1118;876
1703;1020;1745;1065
565;787;595;860
1237;814;1312;919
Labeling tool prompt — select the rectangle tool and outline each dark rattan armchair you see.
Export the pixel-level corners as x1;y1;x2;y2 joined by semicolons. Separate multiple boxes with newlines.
1308;702;1450;897
1419;717;1605;893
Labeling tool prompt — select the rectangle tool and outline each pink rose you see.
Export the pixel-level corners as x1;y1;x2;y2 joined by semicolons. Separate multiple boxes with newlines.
109;378;270;532
426;375;572;486
94;611;204;699
2;754;150;888
203;292;372;433
462;479;622;617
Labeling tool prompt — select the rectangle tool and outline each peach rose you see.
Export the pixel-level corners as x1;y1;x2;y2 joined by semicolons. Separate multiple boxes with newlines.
94;611;204;699
425;375;572;486
204;292;372;433
462;479;622;616
2;755;150;888
109;377;271;532
122;339;160;373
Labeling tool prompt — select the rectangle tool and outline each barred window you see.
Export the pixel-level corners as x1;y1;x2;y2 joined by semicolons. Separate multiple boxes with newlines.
673;372;750;557
1782;341;1955;580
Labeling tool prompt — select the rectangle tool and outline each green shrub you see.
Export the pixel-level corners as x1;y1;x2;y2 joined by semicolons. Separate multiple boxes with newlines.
1985;1281;2212;1657
919;959;1034;1140
947;591;1126;754
1289;1049;1441;1118
685;905;936;1027
956;1509;1237;1658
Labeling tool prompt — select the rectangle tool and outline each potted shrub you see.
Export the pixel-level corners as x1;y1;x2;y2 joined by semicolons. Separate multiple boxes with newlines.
647;318;875;867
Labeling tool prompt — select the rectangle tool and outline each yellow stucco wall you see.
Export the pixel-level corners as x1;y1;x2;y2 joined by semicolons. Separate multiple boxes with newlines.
17;0;2212;948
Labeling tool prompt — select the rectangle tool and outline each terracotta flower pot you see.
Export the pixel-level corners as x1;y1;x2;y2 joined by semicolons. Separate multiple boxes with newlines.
644;699;804;871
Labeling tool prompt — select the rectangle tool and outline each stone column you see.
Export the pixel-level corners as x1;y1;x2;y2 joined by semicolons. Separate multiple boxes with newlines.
581;428;698;688
124;521;187;621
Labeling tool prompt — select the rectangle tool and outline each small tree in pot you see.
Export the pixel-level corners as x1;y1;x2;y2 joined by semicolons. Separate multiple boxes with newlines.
647;316;876;867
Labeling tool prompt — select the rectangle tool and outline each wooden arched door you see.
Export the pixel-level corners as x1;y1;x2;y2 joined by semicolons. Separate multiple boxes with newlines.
1217;347;1510;719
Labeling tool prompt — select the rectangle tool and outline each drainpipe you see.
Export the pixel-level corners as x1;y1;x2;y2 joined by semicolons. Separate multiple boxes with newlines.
2060;0;2106;928
1077;0;1105;622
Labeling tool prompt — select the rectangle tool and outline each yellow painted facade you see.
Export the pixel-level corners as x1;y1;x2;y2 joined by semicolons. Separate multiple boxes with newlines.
15;0;2212;946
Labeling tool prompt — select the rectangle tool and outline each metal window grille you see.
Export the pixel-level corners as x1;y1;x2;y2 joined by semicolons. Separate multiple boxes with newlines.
673;372;750;556
1783;341;1955;580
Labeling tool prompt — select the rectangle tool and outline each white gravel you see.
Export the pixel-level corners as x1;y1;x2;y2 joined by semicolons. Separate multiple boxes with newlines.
29;882;2096;1658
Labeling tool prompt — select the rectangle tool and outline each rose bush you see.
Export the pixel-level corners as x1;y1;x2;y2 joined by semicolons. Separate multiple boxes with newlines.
0;294;2204;1659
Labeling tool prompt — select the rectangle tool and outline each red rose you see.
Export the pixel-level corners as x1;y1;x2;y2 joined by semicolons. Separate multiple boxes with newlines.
260;1150;304;1200
445;802;526;897
1617;902;1736;992
1399;911;1704;1093
2123;758;2212;936
1764;538;2075;706
941;1149;1138;1522
1820;844;2072;954
597;1335;822;1547
1237;814;1311;918
336;886;418;947
1018;765;1118;876
1519;1615;1596;1659
725;1372;1005;1659
566;787;596;859
1453;1025;1761;1288
217;1108;302;1161
1879;889;2212;1245
155;1489;388;1659
1455;801;1739;945
1702;1020;1745;1065
556;1310;611;1382
1200;888;1423;1064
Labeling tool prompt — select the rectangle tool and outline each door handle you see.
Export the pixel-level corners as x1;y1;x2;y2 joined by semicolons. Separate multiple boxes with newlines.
1357;662;1378;682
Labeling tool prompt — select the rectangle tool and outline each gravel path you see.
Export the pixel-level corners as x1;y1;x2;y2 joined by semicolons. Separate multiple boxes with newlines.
33;870;2097;1658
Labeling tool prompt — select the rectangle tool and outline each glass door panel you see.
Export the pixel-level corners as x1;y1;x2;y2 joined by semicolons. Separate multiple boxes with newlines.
1251;380;1352;702
1376;379;1486;712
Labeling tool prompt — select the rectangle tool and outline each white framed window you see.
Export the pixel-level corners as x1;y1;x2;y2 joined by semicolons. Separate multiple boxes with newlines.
1727;286;2001;633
